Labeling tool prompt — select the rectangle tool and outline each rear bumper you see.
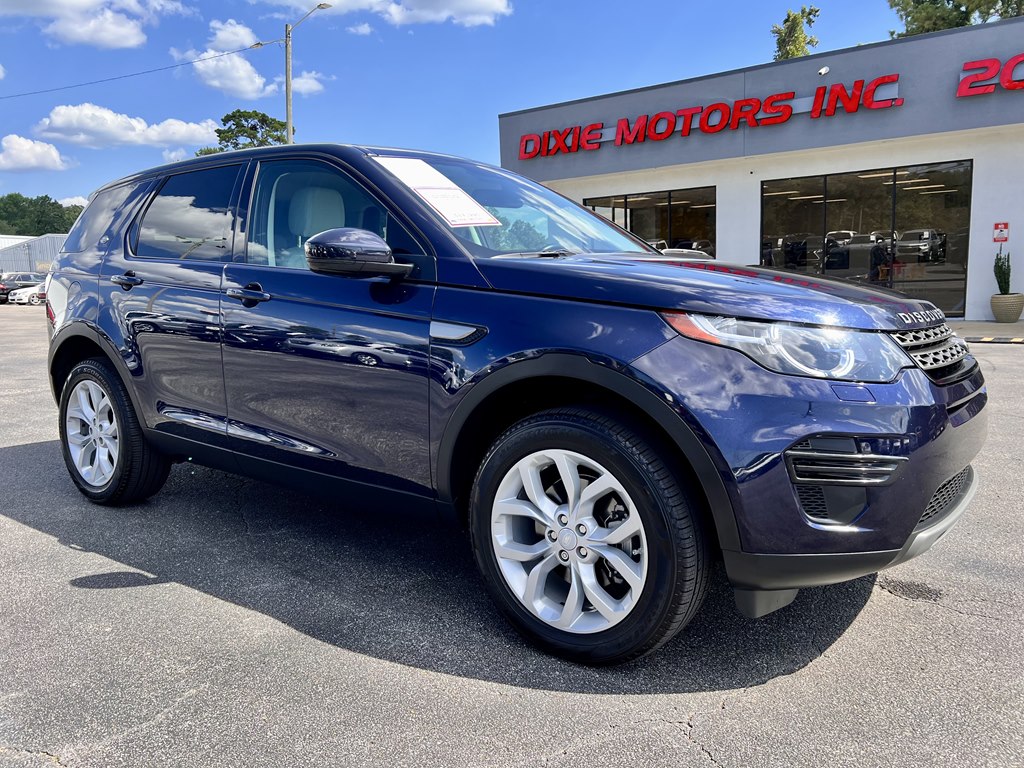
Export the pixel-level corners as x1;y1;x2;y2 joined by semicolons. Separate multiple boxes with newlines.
723;465;977;592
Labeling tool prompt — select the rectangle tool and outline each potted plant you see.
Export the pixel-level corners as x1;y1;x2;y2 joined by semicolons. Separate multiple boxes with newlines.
991;250;1024;323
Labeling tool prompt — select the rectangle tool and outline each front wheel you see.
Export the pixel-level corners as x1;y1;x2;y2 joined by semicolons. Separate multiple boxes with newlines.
470;408;710;664
58;358;170;505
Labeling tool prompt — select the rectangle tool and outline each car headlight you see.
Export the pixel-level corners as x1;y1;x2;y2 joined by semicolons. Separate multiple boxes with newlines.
662;313;913;382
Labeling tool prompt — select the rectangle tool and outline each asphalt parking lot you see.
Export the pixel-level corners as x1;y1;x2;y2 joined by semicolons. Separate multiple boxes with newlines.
0;303;1021;767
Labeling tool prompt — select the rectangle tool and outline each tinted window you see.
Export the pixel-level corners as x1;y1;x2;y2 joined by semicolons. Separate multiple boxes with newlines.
135;165;241;261
63;183;139;254
247;159;431;277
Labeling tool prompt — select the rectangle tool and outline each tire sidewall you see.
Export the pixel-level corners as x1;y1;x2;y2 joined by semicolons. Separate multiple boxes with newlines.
470;414;684;661
58;361;128;502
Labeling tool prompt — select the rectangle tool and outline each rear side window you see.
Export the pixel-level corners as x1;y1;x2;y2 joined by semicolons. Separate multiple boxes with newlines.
134;164;241;261
63;183;138;254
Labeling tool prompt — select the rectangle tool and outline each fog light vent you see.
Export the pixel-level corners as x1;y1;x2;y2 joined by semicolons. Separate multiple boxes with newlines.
796;485;829;519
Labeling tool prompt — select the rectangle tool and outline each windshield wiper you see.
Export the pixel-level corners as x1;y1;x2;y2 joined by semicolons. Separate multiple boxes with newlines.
494;249;579;259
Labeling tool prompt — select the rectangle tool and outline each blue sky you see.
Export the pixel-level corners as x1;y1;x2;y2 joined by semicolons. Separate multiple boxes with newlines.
0;1;904;206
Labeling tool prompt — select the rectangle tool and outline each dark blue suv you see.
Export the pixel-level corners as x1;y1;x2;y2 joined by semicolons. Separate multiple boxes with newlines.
46;145;987;663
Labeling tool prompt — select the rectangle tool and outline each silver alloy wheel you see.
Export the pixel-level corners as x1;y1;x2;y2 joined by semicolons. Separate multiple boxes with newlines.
65;380;120;488
28;295;41;305
490;449;648;634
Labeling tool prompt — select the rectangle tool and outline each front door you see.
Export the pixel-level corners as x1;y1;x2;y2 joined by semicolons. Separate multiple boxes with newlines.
221;157;435;496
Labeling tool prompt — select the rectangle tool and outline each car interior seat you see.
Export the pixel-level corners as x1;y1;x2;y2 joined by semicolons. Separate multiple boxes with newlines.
277;186;347;269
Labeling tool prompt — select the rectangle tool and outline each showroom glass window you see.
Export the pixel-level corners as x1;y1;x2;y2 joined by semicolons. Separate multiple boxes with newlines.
585;186;716;255
760;161;972;315
133;164;242;261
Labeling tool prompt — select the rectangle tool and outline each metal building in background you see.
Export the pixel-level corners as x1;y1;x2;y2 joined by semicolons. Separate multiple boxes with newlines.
0;234;66;272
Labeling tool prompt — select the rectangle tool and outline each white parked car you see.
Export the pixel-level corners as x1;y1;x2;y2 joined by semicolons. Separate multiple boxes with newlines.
8;282;45;305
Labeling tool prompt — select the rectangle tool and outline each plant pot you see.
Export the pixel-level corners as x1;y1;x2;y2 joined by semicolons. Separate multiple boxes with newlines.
990;293;1024;323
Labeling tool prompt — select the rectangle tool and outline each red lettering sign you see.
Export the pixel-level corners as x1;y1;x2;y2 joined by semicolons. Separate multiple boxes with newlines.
516;72;908;159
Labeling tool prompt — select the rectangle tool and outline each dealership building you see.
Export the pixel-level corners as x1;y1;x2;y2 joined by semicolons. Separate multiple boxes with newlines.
498;17;1024;320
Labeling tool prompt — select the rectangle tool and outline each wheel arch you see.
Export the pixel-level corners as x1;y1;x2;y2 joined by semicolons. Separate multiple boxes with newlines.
436;354;740;552
49;324;144;423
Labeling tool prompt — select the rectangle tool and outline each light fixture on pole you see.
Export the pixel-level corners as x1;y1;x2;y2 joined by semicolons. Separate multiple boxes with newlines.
285;2;331;144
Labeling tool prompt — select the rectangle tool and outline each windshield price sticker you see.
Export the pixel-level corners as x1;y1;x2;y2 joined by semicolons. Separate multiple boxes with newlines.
374;157;500;228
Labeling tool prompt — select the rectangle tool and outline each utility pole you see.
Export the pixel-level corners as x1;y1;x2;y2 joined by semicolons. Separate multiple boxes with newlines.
284;3;331;145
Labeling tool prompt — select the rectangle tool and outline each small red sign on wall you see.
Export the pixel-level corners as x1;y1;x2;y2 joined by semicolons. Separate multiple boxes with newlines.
994;222;1009;242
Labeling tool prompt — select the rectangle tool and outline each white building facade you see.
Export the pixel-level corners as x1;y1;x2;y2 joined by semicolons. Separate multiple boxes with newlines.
498;18;1024;320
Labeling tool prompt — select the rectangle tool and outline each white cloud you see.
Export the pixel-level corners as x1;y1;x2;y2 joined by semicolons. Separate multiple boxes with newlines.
162;147;189;163
37;103;217;148
290;71;328;96
381;0;511;26
255;1;511;27
0;1;192;49
347;22;373;35
59;195;89;207
173;19;277;100
0;64;5;80
44;7;146;48
0;135;70;172
209;18;259;49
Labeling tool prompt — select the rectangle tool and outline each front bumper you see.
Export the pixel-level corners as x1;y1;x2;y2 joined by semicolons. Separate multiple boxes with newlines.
723;464;977;591
630;335;988;606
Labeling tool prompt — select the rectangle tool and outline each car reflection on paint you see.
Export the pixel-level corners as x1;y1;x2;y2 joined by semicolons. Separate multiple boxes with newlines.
285;336;415;368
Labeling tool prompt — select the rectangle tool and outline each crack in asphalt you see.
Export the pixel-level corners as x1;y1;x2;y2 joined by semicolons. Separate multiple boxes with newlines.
682;705;727;767
72;685;206;759
0;745;70;767
874;582;1022;623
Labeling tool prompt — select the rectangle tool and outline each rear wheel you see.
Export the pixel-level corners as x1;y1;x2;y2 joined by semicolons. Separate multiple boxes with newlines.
58;358;170;505
470;408;709;664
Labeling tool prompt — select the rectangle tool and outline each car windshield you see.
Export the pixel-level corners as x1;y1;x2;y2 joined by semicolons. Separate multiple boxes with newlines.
377;155;653;257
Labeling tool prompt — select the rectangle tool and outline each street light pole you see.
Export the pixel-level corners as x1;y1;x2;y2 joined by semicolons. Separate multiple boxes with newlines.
284;3;331;144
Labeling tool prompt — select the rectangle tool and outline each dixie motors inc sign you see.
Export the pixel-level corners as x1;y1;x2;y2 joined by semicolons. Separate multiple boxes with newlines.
498;18;1024;182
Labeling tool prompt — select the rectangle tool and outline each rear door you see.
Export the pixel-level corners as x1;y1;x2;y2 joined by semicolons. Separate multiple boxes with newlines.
99;161;245;445
221;156;436;495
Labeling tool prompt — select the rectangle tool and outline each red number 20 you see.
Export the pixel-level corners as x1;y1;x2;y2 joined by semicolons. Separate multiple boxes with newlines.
957;54;1024;97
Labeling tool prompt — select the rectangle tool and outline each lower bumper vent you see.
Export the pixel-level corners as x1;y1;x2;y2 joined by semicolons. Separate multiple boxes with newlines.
918;466;972;527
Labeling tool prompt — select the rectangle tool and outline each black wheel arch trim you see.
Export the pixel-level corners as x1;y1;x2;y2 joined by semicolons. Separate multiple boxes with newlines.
434;353;741;552
48;321;147;424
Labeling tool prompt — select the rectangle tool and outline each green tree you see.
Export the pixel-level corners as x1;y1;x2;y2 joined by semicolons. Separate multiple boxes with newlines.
0;193;81;236
195;109;289;156
888;0;1023;36
772;6;820;61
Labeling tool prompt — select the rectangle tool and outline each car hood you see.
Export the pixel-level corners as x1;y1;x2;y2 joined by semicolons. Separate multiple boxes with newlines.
474;255;947;331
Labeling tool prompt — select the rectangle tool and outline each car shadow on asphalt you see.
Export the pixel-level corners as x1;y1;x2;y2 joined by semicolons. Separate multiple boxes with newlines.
7;440;874;695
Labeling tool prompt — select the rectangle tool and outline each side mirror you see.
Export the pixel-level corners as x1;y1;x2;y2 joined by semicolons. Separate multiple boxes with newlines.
304;228;413;279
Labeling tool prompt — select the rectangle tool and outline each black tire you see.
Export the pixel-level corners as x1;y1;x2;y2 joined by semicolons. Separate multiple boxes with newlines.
58;357;170;505
469;407;710;664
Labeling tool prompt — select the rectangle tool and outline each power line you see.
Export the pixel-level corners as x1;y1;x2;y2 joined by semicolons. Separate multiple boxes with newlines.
0;45;278;102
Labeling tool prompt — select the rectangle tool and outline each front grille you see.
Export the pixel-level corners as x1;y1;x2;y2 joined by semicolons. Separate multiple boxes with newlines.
918;466;971;526
889;322;970;380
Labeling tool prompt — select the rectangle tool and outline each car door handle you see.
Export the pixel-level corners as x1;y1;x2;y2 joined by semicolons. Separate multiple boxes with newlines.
225;285;272;304
110;272;143;289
